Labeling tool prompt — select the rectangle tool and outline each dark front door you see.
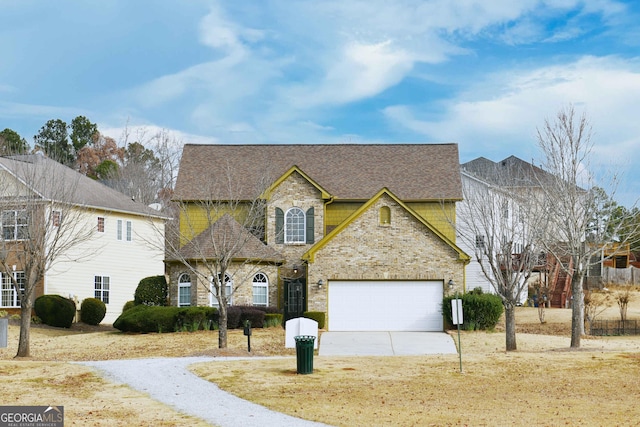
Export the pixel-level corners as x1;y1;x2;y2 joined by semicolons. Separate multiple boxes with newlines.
284;278;306;321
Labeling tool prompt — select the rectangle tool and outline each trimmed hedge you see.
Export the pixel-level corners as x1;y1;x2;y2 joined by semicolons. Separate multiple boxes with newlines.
34;295;76;328
134;275;168;306
264;313;283;327
113;305;218;333
122;300;135;312
175;307;219;331
303;311;326;329
80;297;106;325
113;303;284;333
442;293;503;330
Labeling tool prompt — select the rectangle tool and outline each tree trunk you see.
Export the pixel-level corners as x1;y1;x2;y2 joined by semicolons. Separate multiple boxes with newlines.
218;304;228;349
16;301;32;357
504;303;517;351
570;272;584;348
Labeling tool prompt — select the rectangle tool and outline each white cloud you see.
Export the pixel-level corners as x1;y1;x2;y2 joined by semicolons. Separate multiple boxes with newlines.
284;40;415;108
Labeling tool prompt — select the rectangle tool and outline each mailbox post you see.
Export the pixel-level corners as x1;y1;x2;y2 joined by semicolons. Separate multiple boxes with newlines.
243;320;252;352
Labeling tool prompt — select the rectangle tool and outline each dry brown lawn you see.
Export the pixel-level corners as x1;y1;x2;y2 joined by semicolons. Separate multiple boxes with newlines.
2;288;640;426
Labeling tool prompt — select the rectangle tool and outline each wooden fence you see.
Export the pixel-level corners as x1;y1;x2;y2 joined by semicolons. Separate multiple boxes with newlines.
602;266;640;285
590;319;640;336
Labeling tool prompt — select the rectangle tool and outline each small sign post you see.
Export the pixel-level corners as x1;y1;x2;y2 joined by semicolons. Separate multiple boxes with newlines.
451;297;463;373
0;318;7;348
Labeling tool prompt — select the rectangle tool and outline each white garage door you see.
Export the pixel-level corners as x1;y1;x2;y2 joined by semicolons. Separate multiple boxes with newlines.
328;280;443;331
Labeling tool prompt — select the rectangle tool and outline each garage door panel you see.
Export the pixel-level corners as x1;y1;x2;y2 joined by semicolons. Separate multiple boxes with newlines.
328;280;443;331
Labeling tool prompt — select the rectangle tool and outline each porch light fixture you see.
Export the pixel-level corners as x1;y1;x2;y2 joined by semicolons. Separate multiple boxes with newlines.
448;279;455;290
317;279;324;289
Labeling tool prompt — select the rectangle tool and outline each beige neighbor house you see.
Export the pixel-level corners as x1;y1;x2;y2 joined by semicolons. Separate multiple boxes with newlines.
167;144;470;332
0;154;166;324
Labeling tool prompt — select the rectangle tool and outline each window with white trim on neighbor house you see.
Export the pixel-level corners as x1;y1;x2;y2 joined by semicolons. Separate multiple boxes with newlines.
1;210;29;240
0;271;25;307
52;210;61;227
95;276;110;304
117;220;132;241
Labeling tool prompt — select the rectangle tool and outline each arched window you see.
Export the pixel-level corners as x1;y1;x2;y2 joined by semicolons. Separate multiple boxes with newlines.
178;273;191;307
210;273;232;307
379;206;391;225
252;272;269;306
285;207;305;243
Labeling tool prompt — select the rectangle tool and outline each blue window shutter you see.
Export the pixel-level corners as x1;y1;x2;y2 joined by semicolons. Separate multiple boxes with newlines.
275;207;284;244
306;207;314;244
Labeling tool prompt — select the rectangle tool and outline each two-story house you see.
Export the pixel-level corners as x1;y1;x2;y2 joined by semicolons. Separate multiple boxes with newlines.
459;156;560;306
0;154;166;323
167;144;470;332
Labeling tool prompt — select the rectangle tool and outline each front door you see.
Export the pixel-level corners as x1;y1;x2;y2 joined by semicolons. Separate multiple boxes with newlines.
284;278;306;322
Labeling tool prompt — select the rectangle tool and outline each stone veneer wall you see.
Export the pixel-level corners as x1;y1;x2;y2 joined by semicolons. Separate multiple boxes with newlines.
306;194;465;313
168;262;279;309
266;171;324;264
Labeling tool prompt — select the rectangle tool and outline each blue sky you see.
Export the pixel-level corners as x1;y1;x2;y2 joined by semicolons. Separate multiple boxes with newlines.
1;0;639;206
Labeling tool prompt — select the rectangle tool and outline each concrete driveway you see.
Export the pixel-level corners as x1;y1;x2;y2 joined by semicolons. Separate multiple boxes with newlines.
318;331;457;356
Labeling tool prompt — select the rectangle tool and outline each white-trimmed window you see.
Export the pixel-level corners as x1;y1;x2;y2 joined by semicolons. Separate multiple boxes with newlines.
94;276;110;304
285;207;305;243
252;272;268;306
1;271;25;307
97;217;105;233
52;210;61;227
178;273;191;307
117;220;132;241
210;273;232;307
2;210;28;241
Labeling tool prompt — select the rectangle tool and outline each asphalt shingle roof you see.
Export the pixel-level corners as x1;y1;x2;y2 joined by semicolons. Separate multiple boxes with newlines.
462;155;555;187
174;144;463;201
169;214;284;263
0;154;164;218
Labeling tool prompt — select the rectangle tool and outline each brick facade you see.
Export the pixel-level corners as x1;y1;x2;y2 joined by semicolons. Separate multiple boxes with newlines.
305;194;465;315
170;159;468;330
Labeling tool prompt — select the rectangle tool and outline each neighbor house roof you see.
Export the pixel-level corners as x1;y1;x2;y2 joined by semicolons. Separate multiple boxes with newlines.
168;214;284;263
174;144;463;201
0;154;164;218
462;155;555;188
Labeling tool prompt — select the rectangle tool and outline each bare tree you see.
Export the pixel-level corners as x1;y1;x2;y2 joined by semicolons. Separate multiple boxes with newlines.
161;164;280;349
458;164;546;351
616;288;632;322
584;289;612;333
536;105;638;348
0;154;97;357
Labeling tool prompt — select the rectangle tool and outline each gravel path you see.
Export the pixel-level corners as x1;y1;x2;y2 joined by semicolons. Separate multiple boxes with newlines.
80;357;332;427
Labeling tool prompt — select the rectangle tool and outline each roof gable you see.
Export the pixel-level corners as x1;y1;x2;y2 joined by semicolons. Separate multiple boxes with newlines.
266;166;331;200
172;214;284;263
462;155;554;188
0;154;164;218
174;144;462;201
303;187;469;263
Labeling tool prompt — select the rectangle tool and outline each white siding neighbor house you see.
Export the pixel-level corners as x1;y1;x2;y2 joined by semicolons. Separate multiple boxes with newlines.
0;154;166;324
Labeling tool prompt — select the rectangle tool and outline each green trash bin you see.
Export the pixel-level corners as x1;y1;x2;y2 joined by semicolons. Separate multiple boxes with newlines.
294;335;316;374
